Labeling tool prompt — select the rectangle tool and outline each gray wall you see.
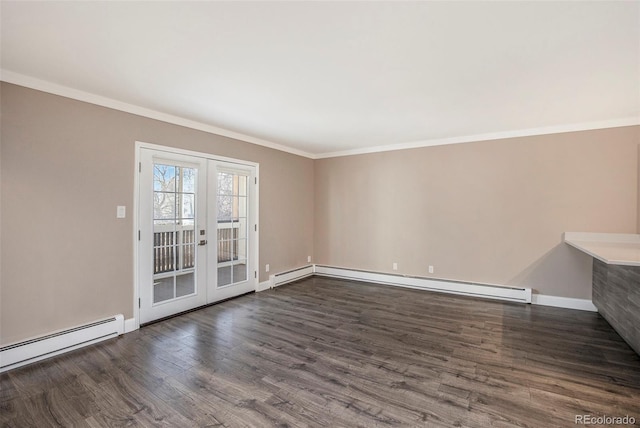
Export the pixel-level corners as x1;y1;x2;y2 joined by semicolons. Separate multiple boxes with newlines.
1;83;315;344
314;126;639;298
2;81;638;346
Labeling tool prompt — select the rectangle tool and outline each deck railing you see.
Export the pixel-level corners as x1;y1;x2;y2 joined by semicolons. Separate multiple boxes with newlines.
153;223;239;275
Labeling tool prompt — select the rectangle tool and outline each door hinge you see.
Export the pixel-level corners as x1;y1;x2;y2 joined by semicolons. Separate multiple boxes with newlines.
254;271;257;279
138;298;141;308
255;177;257;185
139;162;141;173
254;224;257;232
138;230;141;241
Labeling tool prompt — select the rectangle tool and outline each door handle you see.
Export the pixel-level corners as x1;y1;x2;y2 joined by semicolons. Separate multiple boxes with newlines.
198;240;207;246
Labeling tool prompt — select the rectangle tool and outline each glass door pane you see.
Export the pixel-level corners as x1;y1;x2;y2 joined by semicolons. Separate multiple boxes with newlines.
140;149;256;324
216;171;248;287
153;163;197;303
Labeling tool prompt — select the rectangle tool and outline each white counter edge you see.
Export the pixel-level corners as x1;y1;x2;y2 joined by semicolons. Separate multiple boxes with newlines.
563;232;640;267
563;232;640;244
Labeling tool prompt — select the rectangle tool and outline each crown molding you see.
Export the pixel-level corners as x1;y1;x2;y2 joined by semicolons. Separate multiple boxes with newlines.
2;69;637;161
314;117;640;159
0;69;315;159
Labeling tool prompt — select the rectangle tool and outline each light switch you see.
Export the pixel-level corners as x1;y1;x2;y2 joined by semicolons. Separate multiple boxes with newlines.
117;206;126;218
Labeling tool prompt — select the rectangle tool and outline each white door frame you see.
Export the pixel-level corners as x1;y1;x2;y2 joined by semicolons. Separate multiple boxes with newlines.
138;151;208;324
133;141;259;330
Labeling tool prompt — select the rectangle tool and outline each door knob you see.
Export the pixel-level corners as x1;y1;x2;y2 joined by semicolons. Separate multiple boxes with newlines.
198;240;207;246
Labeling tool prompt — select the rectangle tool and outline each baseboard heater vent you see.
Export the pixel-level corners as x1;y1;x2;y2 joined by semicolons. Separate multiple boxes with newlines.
314;265;532;304
0;314;124;372
271;265;314;288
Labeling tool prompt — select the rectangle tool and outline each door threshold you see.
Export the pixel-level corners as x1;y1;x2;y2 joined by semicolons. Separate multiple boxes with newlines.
140;290;255;327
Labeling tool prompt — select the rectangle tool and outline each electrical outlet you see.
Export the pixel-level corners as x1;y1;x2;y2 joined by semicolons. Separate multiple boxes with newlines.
307;256;311;263
393;262;398;271
265;264;270;273
429;265;434;274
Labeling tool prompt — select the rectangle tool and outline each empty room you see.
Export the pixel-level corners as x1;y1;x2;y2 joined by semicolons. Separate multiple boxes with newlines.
1;1;639;427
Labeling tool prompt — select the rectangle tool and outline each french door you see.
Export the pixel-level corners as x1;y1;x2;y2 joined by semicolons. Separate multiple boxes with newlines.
138;148;257;324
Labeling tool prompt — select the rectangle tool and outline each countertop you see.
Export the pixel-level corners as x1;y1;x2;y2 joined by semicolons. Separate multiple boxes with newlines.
564;232;640;267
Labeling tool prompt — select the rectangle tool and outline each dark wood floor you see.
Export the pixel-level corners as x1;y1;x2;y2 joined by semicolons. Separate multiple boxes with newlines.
2;277;640;427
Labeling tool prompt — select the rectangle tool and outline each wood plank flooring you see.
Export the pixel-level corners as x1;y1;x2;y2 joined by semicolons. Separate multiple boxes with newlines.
2;277;640;427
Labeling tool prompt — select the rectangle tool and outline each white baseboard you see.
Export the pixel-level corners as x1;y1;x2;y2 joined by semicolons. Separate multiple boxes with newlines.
314;265;532;304
0;271;597;374
531;294;597;312
256;280;272;292
314;265;599;311
255;266;313;292
124;317;137;333
273;265;314;287
0;314;124;372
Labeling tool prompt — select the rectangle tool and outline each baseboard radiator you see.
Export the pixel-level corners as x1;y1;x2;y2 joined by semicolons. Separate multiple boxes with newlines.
0;314;124;372
314;265;532;304
270;265;314;288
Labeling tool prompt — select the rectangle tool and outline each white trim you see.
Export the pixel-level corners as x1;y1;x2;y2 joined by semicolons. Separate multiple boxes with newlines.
315;118;640;159
132;145;141;332
314;265;532;304
314;265;600;311
563;232;640;243
0;70;314;159
531;294;597;312
273;265;314;288
136;141;259;168
0;315;124;372
3;70;638;161
124;318;137;334
240;265;313;292
254;163;260;293
256;280;271;292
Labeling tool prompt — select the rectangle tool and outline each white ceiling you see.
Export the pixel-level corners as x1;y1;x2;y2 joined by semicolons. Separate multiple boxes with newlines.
2;1;639;158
